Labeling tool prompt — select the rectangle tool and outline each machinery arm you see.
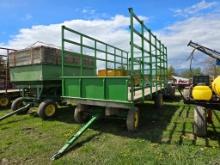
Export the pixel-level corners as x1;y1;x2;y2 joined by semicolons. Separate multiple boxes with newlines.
188;40;220;60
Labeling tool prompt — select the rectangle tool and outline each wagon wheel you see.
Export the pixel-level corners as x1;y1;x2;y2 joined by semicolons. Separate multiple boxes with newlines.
11;97;29;114
38;100;57;120
74;104;90;123
154;93;163;109
126;107;140;131
194;106;207;137
0;96;10;107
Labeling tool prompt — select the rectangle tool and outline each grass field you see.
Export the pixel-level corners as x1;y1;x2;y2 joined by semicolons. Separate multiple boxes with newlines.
0;98;220;165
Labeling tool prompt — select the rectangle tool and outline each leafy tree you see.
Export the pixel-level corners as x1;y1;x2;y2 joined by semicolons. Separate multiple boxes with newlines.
167;65;176;79
202;57;220;77
180;68;201;78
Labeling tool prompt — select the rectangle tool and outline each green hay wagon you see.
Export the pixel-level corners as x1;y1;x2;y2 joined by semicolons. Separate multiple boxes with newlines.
52;8;168;160
61;8;167;130
59;7;167;131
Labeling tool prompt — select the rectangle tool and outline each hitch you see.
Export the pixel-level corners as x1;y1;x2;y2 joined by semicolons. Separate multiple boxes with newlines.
0;104;31;122
51;113;101;160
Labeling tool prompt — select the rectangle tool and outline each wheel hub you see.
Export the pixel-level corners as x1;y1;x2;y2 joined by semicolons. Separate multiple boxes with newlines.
45;104;55;116
134;111;139;128
0;97;9;107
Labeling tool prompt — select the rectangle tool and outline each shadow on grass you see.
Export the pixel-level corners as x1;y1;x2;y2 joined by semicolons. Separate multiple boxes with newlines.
90;102;180;143
164;95;182;103
36;102;220;149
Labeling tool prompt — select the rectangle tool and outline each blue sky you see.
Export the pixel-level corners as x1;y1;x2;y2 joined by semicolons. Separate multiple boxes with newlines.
0;0;216;42
1;0;220;69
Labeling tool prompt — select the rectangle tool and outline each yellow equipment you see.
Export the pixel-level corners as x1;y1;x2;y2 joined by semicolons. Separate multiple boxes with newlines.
192;85;212;101
212;76;220;97
98;69;128;76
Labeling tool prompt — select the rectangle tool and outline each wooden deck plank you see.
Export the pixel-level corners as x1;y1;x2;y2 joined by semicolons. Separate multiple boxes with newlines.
128;86;163;101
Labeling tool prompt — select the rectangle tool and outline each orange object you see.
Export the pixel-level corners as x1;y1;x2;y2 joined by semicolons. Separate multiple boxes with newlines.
98;69;127;77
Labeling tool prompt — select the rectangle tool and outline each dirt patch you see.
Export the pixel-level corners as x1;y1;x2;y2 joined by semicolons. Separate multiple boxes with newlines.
21;127;35;134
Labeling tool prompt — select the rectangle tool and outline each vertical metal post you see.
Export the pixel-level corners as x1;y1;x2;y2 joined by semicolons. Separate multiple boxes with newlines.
165;47;168;85
155;36;158;92
80;35;83;76
61;26;65;96
141;21;145;101
163;45;165;87
129;8;134;101
94;41;97;75
6;49;9;93
126;52;128;71
149;30;152;97
114;49;116;71
159;40;162;89
105;44;108;76
121;51;123;69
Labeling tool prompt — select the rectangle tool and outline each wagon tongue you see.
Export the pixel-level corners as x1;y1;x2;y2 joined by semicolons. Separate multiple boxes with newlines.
0;104;31;121
50;113;101;160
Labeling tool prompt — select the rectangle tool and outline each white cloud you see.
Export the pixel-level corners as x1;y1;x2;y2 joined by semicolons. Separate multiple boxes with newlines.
157;13;220;69
1;8;220;71
1;15;136;50
173;0;217;17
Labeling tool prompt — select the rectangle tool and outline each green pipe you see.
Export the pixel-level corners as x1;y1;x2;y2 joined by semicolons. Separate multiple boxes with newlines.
51;113;100;160
0;104;31;122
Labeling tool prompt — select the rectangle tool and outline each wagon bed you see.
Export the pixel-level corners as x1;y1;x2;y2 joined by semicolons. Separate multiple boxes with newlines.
61;8;168;128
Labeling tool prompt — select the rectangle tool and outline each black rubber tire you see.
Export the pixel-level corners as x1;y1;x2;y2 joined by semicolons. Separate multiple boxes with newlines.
154;93;163;109
194;106;207;137
38;100;57;120
74;104;89;123
11;97;29;114
126;107;140;132
0;96;10;107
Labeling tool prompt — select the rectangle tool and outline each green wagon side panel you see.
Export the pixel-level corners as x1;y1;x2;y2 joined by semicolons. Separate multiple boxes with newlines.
63;77;128;102
42;65;61;80
106;79;128;101
10;65;43;82
10;64;96;82
82;78;104;99
42;65;83;80
64;79;80;97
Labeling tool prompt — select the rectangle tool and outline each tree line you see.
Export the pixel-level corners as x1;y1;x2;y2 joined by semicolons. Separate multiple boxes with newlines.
168;58;220;79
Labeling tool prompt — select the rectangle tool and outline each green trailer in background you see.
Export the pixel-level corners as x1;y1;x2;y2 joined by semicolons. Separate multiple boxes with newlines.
0;47;20;108
61;8;168;131
8;45;96;119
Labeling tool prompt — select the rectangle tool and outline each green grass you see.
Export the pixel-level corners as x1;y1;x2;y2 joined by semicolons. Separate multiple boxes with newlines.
0;99;220;165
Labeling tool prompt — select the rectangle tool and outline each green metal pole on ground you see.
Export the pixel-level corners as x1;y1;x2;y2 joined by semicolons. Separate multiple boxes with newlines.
0;104;31;122
51;113;100;160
